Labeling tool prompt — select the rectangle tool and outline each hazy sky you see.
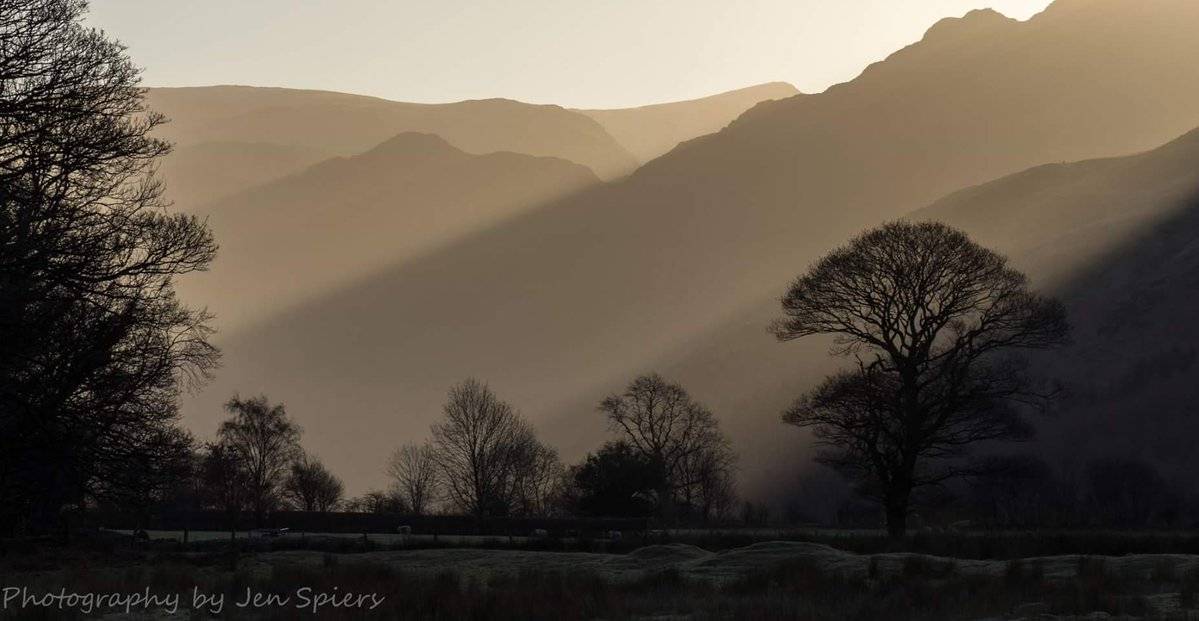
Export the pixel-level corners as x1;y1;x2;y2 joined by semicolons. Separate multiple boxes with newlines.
88;0;1054;109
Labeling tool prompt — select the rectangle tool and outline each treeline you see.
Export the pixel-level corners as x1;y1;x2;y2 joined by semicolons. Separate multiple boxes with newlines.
120;374;739;533
368;374;736;524
781;452;1196;532
956;454;1190;529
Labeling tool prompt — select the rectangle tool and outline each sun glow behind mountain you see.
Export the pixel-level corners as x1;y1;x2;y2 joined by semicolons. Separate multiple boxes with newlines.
88;0;1052;108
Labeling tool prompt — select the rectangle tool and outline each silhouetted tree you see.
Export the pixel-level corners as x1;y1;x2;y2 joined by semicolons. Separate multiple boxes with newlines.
679;442;737;523
216;395;302;524
571;441;660;518
511;440;566;517
740;501;771;527
346;490;407;515
431;379;538;518
966;453;1058;527
599;373;734;522
772;221;1069;538
199;443;249;540
95;427;196;531
0;0;218;534
387;442;439;516
282;453;343;513
1084;457;1179;528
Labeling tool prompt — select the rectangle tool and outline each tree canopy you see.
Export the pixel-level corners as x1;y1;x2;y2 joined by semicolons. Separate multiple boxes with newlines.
0;0;217;533
772;221;1069;538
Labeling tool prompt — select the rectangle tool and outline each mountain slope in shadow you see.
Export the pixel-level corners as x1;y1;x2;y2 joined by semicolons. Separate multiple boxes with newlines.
177;132;599;330
147;86;638;180
183;0;1199;495
636;127;1199;504
919;128;1199;481
577;82;800;164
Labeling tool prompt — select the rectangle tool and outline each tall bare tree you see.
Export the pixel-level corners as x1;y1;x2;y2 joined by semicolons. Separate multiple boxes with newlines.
771;221;1069;538
283;453;343;513
599;373;734;522
387;442;439;516
217;395;302;524
430;379;537;518
0;0;217;533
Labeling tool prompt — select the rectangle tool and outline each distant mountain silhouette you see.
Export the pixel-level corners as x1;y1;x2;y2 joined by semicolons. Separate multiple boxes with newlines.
181;0;1199;496
175;132;598;330
577;82;800;164
147;86;638;180
157;141;331;209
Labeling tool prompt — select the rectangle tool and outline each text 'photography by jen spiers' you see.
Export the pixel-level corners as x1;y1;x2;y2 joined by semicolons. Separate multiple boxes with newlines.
0;585;386;616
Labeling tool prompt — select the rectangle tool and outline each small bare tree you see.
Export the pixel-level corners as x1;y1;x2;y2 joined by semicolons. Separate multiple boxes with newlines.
387;443;439;516
679;442;737;523
511;441;566;517
430;379;537;518
283;453;343;513
771;221;1069;538
217;395;303;524
599;373;734;522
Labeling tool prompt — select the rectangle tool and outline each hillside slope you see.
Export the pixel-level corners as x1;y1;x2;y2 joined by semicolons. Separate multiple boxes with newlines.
918;128;1199;479
157;141;331;209
577;82;800;163
638;127;1199;505
176;133;599;329
181;0;1199;495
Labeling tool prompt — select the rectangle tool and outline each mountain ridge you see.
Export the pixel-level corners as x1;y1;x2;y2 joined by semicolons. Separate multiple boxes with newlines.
576;82;801;164
147;86;638;180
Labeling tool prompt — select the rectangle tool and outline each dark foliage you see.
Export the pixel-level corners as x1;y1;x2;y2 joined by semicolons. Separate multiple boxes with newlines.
772;221;1069;538
0;0;217;534
572;441;660;518
599;373;736;523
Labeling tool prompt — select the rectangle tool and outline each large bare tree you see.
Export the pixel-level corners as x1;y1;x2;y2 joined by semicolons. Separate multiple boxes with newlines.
771;221;1069;538
430;379;538;518
0;0;217;533
387;442;439;516
217;395;302;524
599;373;734;522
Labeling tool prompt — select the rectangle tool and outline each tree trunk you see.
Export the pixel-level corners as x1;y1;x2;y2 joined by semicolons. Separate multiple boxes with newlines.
885;501;908;539
656;481;676;525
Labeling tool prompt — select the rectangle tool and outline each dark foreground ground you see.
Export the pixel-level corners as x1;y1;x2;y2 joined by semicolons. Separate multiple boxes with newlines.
5;532;1199;620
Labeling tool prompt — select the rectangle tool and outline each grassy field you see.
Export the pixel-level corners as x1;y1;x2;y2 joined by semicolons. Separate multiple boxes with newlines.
114;527;1199;557
6;532;1199;619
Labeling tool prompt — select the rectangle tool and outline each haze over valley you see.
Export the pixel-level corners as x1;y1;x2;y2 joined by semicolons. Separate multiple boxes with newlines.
143;0;1199;501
